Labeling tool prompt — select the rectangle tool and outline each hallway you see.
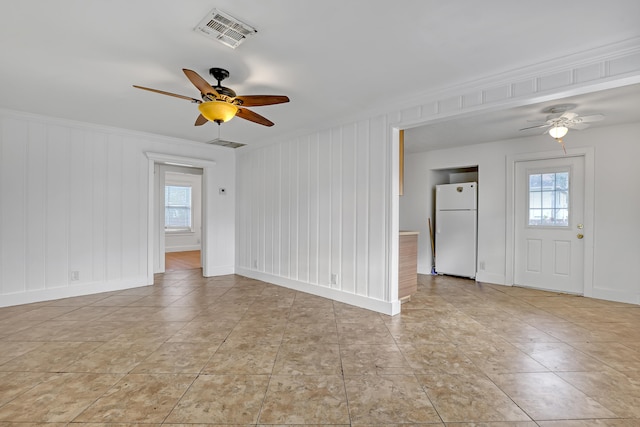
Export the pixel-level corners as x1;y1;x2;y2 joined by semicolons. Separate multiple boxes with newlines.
165;250;201;271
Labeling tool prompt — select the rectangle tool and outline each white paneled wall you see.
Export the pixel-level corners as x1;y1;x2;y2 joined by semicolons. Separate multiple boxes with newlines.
2;40;638;311
0;111;235;307
236;116;398;314
236;39;640;314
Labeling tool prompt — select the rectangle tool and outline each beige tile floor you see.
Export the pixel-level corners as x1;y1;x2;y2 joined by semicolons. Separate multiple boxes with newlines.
1;272;640;426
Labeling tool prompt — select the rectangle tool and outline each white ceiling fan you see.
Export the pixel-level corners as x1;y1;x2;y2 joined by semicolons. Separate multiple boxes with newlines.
520;106;604;153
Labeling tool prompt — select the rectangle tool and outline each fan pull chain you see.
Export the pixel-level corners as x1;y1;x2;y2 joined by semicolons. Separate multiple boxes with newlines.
555;137;567;154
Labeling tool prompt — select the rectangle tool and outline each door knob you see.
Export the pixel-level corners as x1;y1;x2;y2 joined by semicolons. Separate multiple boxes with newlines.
577;233;584;239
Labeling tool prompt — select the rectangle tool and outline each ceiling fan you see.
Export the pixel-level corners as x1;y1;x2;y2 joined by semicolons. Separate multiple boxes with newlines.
520;108;604;153
133;68;289;127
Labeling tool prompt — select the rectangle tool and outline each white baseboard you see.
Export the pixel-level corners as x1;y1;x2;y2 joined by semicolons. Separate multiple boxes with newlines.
475;271;506;285
165;245;201;253
591;287;640;306
236;267;401;316
203;265;235;277
0;276;150;308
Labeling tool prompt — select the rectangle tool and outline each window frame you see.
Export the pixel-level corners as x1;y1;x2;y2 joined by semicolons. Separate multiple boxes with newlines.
164;184;194;233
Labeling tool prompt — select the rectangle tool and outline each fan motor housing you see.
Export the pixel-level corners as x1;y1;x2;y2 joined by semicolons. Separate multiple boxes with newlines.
207;67;237;99
213;85;236;98
209;67;229;81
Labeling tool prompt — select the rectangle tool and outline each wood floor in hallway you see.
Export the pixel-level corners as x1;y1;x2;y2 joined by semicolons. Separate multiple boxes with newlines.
165;250;201;271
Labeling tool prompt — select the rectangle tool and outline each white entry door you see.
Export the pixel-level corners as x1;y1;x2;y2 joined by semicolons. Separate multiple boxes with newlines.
514;156;585;294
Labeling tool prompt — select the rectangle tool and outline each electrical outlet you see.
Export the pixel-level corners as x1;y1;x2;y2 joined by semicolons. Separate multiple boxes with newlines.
253;259;257;268
479;261;485;270
70;271;80;281
330;273;337;285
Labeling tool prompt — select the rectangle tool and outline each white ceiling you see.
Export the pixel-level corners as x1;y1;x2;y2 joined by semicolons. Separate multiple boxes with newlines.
1;0;639;149
404;83;640;153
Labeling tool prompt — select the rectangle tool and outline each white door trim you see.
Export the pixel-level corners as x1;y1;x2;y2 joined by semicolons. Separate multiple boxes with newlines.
157;163;166;273
145;152;217;283
505;147;595;297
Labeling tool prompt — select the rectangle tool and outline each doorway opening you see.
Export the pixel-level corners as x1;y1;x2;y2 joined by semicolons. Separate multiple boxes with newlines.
163;167;203;271
155;164;204;273
396;125;480;303
146;151;219;283
429;166;479;278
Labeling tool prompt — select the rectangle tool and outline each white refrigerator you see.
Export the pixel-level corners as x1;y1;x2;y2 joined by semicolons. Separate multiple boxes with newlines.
435;182;477;279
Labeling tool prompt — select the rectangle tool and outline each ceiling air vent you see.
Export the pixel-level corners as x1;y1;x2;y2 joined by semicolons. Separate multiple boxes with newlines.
206;138;246;149
194;9;257;49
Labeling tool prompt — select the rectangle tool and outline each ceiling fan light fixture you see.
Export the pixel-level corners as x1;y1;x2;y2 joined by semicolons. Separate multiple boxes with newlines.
198;101;238;124
549;125;568;139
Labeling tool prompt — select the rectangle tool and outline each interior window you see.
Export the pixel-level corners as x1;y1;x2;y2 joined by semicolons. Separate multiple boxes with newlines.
165;185;192;231
528;171;569;227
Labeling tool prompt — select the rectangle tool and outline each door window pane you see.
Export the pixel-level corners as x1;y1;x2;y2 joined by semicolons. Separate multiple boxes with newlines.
529;192;541;209
528;171;569;226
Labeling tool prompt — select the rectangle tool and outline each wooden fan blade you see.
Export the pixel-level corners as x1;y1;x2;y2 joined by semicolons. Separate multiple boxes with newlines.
133;85;201;103
234;95;290;107
183;69;218;97
520;123;551;131
236;107;274;127
194;114;208;126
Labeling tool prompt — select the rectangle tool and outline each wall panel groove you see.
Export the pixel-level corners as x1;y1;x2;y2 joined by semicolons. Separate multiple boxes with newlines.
291;140;298;280
330;127;342;289
310;134;319;285
26;123;46;291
